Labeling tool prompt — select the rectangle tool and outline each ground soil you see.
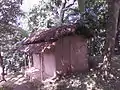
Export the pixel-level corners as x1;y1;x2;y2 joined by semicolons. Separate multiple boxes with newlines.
1;55;120;90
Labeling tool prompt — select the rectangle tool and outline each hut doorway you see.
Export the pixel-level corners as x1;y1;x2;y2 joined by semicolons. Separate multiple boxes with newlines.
32;54;41;69
43;52;56;80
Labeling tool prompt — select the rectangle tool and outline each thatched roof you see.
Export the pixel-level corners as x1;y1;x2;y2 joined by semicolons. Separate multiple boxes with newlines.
23;24;77;45
20;23;93;53
22;23;93;45
20;42;55;53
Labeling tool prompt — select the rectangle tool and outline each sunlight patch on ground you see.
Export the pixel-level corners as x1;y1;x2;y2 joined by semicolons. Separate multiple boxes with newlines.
17;75;23;78
16;77;26;82
84;79;96;90
11;77;19;81
5;77;13;81
14;78;27;85
0;74;29;88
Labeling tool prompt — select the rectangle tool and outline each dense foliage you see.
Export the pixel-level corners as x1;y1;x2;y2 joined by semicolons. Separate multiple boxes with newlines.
84;0;107;56
0;0;27;73
0;0;23;25
27;0;79;32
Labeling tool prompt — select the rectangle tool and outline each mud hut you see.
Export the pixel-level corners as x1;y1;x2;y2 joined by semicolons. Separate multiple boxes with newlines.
21;24;93;81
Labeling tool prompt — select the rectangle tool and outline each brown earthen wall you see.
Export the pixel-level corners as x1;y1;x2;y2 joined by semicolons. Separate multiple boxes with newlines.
70;36;88;72
55;36;88;74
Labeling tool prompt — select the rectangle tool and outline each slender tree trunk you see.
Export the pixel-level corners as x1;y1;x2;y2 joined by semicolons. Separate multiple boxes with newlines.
0;52;6;81
59;0;67;24
114;10;120;55
77;0;85;13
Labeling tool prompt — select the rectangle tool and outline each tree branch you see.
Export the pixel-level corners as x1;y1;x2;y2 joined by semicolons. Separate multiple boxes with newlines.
65;0;76;8
60;0;67;23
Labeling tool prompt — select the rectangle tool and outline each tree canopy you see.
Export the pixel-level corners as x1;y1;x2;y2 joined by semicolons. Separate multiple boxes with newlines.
0;0;23;25
0;0;27;74
27;0;80;32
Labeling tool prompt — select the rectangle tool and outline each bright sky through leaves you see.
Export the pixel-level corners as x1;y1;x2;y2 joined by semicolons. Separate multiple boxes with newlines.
21;0;40;12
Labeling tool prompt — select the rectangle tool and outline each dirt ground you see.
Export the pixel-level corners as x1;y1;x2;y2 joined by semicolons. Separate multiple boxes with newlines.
1;55;120;90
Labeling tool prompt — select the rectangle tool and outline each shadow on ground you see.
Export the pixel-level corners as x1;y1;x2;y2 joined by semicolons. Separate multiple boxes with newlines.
1;55;120;90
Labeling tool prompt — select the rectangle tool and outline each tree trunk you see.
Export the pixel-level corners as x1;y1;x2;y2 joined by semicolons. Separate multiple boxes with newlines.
114;10;120;55
59;0;67;24
77;0;85;13
0;52;6;81
102;0;120;69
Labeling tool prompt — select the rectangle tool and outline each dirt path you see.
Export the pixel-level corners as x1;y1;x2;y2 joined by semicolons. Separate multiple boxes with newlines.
0;74;38;90
13;83;35;90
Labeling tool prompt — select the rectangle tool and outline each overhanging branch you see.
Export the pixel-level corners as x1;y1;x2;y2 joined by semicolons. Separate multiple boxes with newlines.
65;0;76;8
60;0;67;23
